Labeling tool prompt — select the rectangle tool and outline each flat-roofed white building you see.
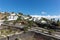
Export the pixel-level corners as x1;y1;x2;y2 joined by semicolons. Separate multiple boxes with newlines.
8;13;18;21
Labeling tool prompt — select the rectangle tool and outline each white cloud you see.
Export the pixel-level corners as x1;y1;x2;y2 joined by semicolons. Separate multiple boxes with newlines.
31;15;60;19
41;11;47;14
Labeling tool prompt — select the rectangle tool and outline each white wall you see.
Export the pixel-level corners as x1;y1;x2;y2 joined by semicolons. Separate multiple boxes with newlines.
0;20;4;25
8;16;18;21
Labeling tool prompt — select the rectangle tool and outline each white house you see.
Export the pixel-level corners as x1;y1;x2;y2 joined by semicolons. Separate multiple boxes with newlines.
31;17;41;21
41;20;47;24
8;13;18;21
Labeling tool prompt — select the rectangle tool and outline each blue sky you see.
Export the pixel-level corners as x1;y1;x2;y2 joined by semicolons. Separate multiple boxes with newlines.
0;0;60;15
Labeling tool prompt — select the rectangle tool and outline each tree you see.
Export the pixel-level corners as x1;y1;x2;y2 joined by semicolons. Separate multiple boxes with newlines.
27;15;32;18
48;29;55;35
57;19;60;23
39;17;50;23
17;16;22;21
52;18;55;21
24;26;28;33
51;18;53;22
18;12;23;15
15;38;19;40
41;17;48;21
28;20;34;28
13;20;17;25
13;15;22;25
57;19;60;26
4;12;10;16
11;12;14;14
3;16;8;24
3;12;9;20
4;16;8;20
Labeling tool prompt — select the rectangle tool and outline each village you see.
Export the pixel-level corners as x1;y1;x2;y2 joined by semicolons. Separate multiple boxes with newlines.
0;12;60;40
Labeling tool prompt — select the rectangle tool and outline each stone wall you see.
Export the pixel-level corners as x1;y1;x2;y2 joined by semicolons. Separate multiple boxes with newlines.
34;33;59;40
0;31;59;40
8;31;35;40
0;37;7;40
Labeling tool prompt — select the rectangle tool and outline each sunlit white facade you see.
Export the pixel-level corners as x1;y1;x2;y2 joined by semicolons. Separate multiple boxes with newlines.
8;13;18;21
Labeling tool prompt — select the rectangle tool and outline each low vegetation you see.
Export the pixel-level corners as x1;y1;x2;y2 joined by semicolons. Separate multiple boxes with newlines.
0;28;20;37
2;12;60;36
